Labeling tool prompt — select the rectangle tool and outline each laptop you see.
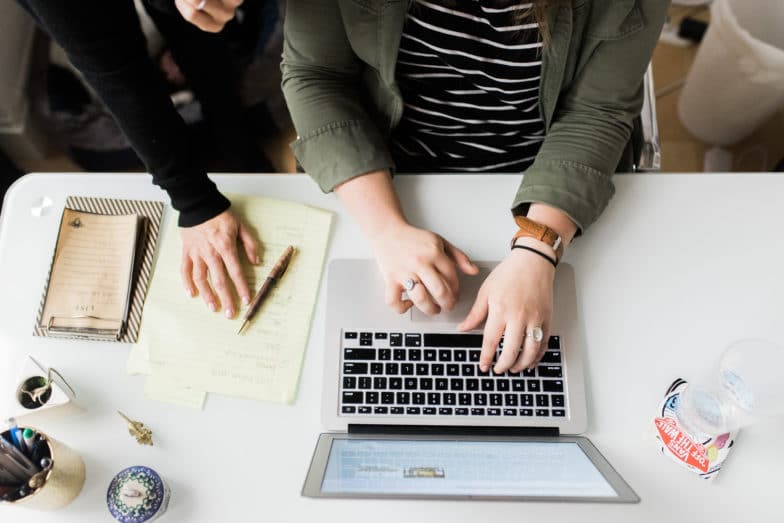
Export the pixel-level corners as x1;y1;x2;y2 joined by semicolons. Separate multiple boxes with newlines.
302;259;638;503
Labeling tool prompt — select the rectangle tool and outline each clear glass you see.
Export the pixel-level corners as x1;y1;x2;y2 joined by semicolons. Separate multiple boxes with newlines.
678;339;784;436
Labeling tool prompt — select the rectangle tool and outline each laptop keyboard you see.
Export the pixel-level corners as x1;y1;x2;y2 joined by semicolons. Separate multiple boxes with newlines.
339;331;567;419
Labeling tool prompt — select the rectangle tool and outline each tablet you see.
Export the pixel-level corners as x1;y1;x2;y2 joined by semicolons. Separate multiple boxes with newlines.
302;433;639;503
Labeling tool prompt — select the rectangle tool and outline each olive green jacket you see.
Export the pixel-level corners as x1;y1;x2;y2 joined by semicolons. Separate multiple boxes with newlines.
281;0;668;231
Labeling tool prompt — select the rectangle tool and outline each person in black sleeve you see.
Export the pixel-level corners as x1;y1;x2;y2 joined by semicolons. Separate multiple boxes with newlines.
17;0;265;319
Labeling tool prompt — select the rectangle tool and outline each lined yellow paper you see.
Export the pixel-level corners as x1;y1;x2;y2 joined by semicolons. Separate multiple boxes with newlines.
130;195;332;407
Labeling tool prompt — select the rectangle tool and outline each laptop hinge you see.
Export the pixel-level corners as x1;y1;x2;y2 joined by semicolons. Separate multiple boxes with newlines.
347;424;559;437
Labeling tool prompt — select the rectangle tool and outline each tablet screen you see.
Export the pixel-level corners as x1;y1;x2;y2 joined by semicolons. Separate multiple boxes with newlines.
320;438;617;498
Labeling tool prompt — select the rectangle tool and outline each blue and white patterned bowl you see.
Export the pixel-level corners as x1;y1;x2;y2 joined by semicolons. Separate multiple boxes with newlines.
107;466;170;522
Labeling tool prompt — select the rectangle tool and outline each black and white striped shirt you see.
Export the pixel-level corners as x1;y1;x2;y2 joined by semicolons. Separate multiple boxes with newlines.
391;0;546;172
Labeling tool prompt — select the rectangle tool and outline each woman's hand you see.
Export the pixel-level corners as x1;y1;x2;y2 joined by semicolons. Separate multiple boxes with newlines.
458;243;556;374
371;223;478;315
175;0;243;33
179;209;260;317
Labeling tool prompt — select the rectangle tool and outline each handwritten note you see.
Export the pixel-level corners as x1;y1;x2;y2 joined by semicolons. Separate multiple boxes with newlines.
130;195;332;407
41;209;140;336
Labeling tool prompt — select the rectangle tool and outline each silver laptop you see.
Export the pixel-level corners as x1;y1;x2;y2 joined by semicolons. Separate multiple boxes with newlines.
302;259;638;503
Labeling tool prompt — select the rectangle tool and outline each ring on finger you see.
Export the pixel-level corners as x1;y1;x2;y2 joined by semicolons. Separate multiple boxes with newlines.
402;277;418;292
195;0;207;10
526;326;544;344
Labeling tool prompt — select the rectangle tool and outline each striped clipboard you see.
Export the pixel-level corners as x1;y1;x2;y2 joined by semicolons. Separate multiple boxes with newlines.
33;196;165;343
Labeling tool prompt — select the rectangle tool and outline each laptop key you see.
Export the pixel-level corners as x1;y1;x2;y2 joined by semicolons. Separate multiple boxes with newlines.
477;367;490;377
381;392;394;404
427;393;441;405
459;393;471;405
471;408;486;416
488;408;501;416
527;380;541;392
435;378;449;390
439;408;453;415
345;348;375;360
553;409;566;417
535;409;550;417
496;380;510;392
455;408;469;415
521;394;533;407
370;363;383;375
416;363;429;376
504;394;518;406
548;336;560;350
343;363;368;374
469;350;481;362
343;377;357;389
360;338;372;347
538;366;563;378
374;406;388;414
390;407;404;414
431;364;445;376
420;378;433;390
542;380;564;392
342;406;356;414
413;392;426;405
520;408;533;416
450;378;464;391
424;349;437;361
443;393;456;405
503;408;517;416
358;377;371;389
358;406;372;414
407;407;421;415
462;364;475;376
344;332;357;339
423;407;437;415
366;392;379;404
424;333;483;347
536;394;549;407
447;364;460;376
396;392;411;404
378;349;392;361
390;333;403;346
490;394;502;406
541;351;561;364
389;378;403;390
405;333;422;347
512;379;525;391
408;349;422;361
481;379;494;391
522;368;536;377
385;363;399;375
373;377;387;389
342;391;363;403
393;349;406;360
454;350;467;362
374;332;388;340
474;393;488;406
466;379;479;391
438;350;452;361
401;363;414;375
404;378;417;390
552;395;565;407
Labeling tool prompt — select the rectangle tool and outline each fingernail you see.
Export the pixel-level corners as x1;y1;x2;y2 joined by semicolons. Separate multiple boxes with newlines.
242;296;250;306
479;364;487;372
209;302;217;312
255;256;260;264
225;308;233;318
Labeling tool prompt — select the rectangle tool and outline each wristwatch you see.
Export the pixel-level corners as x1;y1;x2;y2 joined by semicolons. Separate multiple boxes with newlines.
510;215;564;262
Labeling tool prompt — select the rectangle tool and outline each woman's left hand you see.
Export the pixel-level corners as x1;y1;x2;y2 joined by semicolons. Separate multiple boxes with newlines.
457;246;556;374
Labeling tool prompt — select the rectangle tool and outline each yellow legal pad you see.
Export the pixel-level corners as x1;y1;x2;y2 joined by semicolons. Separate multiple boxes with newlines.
129;195;333;408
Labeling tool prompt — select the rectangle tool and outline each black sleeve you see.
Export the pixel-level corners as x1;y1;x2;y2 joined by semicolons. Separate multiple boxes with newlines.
18;0;229;226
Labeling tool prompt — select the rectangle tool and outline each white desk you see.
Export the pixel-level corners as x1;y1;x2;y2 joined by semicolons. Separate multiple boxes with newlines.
1;173;783;522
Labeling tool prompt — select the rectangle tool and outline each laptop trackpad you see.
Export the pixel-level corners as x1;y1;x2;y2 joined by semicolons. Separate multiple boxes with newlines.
410;264;492;324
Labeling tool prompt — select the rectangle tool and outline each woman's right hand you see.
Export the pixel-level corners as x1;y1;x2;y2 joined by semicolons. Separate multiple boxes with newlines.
370;223;478;316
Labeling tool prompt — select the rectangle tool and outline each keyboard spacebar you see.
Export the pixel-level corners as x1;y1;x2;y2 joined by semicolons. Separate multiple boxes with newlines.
422;333;483;348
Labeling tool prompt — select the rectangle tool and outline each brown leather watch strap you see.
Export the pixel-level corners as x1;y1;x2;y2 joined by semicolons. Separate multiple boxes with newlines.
511;215;564;261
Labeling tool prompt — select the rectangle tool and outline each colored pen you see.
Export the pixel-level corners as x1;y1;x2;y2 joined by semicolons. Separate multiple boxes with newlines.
9;428;23;453
22;428;35;455
237;245;295;334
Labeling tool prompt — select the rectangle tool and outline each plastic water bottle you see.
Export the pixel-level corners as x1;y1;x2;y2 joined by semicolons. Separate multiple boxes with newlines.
677;339;784;437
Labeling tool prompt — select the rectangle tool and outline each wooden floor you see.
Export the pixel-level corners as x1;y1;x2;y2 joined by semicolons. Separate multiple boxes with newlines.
16;5;784;175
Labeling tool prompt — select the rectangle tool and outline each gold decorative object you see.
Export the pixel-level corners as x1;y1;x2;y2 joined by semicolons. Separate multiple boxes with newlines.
117;411;154;446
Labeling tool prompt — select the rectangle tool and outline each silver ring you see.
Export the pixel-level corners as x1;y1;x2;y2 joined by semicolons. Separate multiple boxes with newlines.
526;326;544;343
195;0;207;10
402;278;418;292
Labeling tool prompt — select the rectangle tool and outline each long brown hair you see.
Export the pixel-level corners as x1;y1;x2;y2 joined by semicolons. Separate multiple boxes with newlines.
519;1;567;46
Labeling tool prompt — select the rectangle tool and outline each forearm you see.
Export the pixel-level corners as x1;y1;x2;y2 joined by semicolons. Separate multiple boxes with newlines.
334;170;407;244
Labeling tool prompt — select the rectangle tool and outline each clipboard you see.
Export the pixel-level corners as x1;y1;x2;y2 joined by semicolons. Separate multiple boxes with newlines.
33;196;164;343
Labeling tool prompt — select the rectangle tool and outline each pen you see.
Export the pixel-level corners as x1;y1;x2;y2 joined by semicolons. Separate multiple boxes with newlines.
22;429;35;455
237;245;295;334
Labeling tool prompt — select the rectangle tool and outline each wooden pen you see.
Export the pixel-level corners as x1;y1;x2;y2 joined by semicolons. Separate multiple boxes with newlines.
237;245;295;334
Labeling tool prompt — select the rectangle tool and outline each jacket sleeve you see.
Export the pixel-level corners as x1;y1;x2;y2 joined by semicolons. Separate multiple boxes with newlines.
281;0;394;192
514;0;668;232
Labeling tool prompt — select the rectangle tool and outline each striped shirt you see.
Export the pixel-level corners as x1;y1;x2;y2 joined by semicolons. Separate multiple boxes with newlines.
391;0;546;172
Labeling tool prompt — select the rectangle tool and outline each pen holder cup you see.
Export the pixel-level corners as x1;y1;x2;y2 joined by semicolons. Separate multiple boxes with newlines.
1;428;86;510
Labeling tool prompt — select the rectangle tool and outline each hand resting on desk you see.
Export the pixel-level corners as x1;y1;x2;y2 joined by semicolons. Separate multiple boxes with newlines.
179;209;260;318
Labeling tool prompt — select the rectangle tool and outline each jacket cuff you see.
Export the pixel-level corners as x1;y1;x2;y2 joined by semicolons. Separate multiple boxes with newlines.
170;178;231;228
513;158;615;233
291;119;394;192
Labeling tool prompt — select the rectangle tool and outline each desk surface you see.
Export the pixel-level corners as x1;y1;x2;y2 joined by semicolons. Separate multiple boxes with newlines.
1;173;783;522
